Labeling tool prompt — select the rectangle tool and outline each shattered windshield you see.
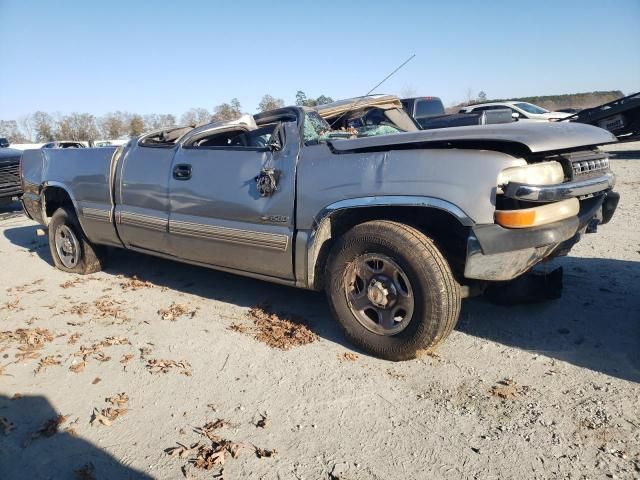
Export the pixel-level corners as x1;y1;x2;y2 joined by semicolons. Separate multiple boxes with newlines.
303;111;404;145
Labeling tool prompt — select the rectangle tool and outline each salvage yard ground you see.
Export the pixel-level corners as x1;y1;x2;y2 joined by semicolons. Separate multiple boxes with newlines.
0;144;639;479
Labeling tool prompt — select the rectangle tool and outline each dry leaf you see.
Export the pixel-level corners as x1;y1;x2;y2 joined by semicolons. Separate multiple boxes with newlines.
74;463;96;480
15;349;40;362
60;277;90;289
139;346;152;358
68;332;82;345
35;355;62;374
490;378;529;400
245;303;317;350
93;352;111;362
120;354;134;365
340;352;359;362
90;408;112;427
120;275;154;291
1;417;15;435
93;296;129;322
254;447;276;458
196;419;228;440
69;361;87;373
69;303;91;316
32;414;68;440
158;302;197;321
100;336;130;346
228;323;248;333
106;393;129;407
92;377;101;384
165;442;202;459
255;413;268;429
192;444;227;469
146;358;192;376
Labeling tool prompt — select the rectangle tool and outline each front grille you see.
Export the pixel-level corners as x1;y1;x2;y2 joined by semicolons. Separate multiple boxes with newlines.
0;161;21;195
547;150;610;180
571;155;609;177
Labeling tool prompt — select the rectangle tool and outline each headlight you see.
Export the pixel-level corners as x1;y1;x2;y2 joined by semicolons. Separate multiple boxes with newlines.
497;161;564;186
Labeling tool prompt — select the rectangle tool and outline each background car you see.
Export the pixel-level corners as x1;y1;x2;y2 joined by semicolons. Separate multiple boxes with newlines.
41;141;86;149
459;101;573;121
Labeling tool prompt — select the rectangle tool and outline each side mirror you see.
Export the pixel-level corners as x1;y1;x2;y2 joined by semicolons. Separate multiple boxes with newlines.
511;112;520;120
268;138;282;152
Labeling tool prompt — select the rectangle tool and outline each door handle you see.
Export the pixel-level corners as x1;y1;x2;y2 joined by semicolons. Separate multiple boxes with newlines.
173;164;192;180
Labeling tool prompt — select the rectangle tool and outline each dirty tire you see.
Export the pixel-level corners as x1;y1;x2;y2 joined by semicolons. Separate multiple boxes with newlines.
326;220;461;361
48;207;105;274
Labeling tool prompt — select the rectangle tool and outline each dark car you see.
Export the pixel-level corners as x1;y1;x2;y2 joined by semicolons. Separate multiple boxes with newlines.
0;137;10;148
402;96;513;130
401;97;446;128
0;146;23;205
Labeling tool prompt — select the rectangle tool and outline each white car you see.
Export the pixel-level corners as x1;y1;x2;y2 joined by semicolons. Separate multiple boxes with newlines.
459;101;572;122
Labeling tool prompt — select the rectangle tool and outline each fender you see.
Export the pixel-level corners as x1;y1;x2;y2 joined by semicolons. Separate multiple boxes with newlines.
299;195;474;290
40;181;85;230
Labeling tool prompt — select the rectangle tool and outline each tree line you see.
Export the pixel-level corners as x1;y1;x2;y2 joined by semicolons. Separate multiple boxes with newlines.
446;90;624;113
0;91;333;143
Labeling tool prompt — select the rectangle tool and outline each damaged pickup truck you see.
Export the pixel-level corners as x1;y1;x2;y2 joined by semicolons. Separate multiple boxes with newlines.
21;104;619;360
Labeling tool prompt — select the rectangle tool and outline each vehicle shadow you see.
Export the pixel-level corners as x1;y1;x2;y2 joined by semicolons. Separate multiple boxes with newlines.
0;394;152;479
609;150;640;160
457;256;640;383
3;223;346;347
3;224;639;382
0;198;24;221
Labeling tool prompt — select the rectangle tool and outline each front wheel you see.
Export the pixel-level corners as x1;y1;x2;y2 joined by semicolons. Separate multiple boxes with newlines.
325;220;461;361
48;207;105;274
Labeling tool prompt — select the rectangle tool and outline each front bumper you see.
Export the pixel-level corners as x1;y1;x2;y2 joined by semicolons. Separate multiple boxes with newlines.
502;172;615;202
464;191;617;281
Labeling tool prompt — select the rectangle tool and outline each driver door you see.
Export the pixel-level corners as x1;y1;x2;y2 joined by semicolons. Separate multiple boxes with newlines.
167;122;298;280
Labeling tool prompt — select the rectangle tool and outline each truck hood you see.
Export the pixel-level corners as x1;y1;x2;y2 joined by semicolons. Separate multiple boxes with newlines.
0;147;22;164
328;121;617;154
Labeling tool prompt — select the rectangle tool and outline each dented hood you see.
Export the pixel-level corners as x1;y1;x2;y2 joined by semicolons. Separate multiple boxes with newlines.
329;121;617;154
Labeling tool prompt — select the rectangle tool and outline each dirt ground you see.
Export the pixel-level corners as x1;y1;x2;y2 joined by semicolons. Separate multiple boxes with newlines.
1;145;638;480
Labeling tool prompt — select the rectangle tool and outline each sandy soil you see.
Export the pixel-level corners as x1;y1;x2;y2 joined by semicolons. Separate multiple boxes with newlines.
0;145;638;480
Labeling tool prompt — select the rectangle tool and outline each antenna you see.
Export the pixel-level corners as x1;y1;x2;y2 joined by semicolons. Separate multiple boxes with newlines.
329;53;416;128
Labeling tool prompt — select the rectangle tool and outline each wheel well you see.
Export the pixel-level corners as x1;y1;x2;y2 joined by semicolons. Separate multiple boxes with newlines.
43;186;74;219
312;206;470;290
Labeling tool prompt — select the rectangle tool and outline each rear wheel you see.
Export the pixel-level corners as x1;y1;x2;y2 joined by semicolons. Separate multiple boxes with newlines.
325;220;461;360
48;207;105;274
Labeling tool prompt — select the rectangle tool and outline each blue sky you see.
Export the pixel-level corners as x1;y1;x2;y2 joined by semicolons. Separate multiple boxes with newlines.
0;0;638;119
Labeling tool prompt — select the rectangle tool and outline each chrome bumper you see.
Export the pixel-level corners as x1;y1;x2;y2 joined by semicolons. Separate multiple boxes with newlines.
503;172;615;202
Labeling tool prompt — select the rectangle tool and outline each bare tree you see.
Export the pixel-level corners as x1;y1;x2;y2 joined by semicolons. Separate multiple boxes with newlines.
32;111;56;142
129;115;145;137
211;98;242;122
180;108;211;126
0;120;29;143
18;114;35;142
258;94;284;112
56;113;99;141
158;114;176;127
99;111;128;139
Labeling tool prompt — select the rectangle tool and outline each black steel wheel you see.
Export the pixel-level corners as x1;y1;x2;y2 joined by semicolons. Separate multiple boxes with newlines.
326;220;461;360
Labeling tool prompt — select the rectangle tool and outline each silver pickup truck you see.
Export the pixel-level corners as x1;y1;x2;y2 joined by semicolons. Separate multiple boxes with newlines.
21;105;619;360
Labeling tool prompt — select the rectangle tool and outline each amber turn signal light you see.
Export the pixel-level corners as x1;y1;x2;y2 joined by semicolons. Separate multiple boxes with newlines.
494;209;537;228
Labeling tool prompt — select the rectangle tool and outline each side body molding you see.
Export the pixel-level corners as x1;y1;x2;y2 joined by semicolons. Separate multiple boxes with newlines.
300;196;474;290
